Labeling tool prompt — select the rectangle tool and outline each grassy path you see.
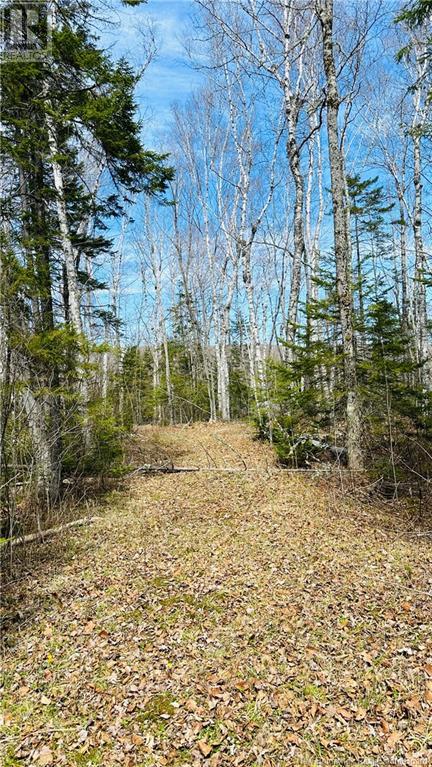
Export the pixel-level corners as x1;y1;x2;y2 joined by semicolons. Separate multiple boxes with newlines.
1;423;432;766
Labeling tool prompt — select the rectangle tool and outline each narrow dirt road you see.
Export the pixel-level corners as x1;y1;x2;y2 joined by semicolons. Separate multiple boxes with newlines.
2;423;432;766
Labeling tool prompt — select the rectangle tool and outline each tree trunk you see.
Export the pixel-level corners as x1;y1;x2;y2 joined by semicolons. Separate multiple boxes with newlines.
412;131;431;387
396;189;411;333
152;345;162;424
285;108;305;361
217;305;231;421
0;232;12;509
319;0;364;471
238;237;264;400
163;334;174;425
46;114;90;444
101;322;109;401
17;155;64;507
21;387;61;506
46;117;82;333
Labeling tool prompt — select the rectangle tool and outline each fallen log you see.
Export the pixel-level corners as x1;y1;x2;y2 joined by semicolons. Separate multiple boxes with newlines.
127;463;186;477
2;515;102;548
128;464;367;476
127;464;273;476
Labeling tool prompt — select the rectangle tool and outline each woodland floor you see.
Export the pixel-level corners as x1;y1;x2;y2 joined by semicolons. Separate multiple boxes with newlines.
1;422;432;767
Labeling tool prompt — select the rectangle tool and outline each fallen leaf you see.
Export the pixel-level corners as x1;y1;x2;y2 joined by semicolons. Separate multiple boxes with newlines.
208;686;224;698
186;698;199;712
286;733;301;745
197;740;212;757
275;690;295;707
386;731;403;750
2;424;432;767
337;707;352;720
405;696;420;711
38;746;53;765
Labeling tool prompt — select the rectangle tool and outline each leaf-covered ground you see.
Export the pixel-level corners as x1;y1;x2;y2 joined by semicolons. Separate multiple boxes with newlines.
1;423;432;767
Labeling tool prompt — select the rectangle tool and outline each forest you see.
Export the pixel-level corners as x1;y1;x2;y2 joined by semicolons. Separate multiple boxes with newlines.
1;0;432;528
1;1;432;765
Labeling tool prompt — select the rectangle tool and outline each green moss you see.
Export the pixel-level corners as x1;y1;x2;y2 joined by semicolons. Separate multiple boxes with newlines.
160;593;196;607
137;692;176;724
148;576;170;589
121;609;143;623
71;748;103;765
1;697;35;736
302;683;327;701
3;748;23;767
198;720;225;745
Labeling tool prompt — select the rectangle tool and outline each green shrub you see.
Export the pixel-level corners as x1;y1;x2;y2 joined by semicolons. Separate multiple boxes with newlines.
83;400;126;477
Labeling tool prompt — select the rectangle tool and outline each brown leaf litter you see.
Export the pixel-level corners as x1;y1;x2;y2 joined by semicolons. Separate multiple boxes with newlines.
1;423;431;766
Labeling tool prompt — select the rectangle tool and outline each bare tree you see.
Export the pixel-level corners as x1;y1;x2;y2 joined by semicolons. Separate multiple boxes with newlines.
408;36;432;387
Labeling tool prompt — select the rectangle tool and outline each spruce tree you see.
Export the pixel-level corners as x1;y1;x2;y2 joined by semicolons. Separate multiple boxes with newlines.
0;0;173;513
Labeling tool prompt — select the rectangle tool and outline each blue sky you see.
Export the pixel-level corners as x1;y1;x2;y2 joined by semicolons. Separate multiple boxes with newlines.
97;2;204;334
102;0;203;145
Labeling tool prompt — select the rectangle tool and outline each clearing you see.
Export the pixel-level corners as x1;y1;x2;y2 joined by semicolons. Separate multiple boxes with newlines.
1;422;432;767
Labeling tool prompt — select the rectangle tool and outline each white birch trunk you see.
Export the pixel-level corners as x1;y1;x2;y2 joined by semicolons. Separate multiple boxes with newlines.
21;388;61;505
152;344;162;424
216;298;233;421
163;334;174;425
412;130;432;387
46;116;83;335
46;114;90;445
0;232;10;489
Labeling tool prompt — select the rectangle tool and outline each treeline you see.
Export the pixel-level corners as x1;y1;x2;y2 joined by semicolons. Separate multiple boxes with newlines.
0;0;173;538
1;0;431;540
125;0;431;495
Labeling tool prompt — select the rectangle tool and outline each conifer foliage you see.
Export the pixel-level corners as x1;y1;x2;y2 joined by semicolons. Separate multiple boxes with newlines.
0;0;173;535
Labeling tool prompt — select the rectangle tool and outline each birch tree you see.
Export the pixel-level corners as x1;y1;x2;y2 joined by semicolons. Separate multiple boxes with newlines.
407;37;432;387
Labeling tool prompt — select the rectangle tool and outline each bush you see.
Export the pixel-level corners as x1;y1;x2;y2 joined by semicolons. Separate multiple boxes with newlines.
83;400;126;478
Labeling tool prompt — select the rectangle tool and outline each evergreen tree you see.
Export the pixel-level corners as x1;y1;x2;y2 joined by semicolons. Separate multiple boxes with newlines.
0;0;173;518
347;175;394;329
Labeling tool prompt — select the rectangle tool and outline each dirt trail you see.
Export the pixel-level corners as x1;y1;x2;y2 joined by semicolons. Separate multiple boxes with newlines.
1;423;432;767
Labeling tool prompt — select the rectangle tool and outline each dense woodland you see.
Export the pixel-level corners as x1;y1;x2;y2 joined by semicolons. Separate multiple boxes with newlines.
1;0;432;539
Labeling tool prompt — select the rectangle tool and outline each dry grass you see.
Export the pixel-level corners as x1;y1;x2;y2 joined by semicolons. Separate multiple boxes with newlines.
1;422;431;766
